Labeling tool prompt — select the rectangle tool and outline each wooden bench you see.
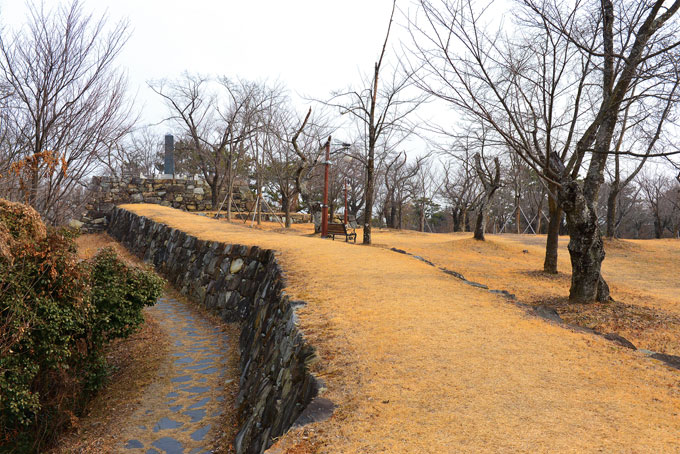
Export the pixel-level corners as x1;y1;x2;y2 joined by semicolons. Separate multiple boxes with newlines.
327;223;357;243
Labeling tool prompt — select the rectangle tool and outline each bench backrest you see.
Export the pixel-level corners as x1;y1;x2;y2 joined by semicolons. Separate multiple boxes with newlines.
327;223;347;234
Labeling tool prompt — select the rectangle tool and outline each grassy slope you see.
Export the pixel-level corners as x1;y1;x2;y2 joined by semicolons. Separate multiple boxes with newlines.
127;205;680;454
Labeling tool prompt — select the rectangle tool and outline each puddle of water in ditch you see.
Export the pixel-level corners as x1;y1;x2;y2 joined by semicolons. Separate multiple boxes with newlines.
117;296;232;454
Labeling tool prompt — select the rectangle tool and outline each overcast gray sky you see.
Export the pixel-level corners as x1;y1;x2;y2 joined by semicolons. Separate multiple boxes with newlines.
0;0;407;131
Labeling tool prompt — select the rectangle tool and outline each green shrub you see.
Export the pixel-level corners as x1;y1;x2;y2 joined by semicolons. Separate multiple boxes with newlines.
0;201;164;452
84;247;164;390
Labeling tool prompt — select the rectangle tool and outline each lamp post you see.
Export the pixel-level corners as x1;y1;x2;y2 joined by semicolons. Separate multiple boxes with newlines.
321;136;331;238
344;178;348;225
320;138;352;238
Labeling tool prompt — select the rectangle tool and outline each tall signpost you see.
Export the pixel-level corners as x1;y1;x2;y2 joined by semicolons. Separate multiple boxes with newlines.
164;134;175;176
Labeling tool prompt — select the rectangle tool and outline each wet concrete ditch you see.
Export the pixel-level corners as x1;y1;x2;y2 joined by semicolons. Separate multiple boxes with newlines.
389;247;680;371
107;207;332;454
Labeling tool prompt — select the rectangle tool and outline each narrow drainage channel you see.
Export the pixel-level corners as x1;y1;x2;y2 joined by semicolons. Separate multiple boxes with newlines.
118;296;233;454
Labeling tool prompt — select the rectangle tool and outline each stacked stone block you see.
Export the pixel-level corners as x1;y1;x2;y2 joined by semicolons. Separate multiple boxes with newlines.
80;176;250;233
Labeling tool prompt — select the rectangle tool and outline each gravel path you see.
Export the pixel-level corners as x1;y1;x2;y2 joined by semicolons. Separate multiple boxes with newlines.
117;296;231;454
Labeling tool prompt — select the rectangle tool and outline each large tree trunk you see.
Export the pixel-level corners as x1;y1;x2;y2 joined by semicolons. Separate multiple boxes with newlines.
389;203;397;228
543;194;561;274
560;180;610;303
397;201;403;229
210;174;219;209
654;216;663;239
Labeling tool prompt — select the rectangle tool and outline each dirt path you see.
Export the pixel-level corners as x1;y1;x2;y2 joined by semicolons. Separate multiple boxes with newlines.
117;295;231;454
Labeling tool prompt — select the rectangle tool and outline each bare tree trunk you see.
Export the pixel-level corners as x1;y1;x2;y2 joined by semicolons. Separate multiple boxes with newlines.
397;201;403;229
473;205;486;240
560;179;610;303
654;215;663;239
226;190;233;222
210;175;219;209
256;152;262;225
452;207;461;232
363;149;375;243
543;194;561;274
605;182;618;238
515;194;521;234
284;195;292;228
473;154;500;241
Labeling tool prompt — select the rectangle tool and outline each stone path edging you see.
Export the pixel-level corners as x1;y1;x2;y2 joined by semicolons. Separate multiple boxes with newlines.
389;247;680;371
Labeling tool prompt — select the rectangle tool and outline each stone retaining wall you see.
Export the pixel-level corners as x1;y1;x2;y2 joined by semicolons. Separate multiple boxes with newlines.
107;207;329;454
80;176;250;233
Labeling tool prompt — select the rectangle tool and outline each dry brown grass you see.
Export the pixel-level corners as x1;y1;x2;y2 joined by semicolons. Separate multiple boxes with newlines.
123;206;680;454
364;230;680;357
213;221;680;356
76;232;145;265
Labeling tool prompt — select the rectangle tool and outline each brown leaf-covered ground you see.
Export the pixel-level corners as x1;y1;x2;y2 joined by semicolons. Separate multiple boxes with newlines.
127;205;680;454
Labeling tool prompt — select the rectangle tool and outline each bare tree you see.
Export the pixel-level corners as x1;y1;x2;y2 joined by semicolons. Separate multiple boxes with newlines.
472;153;501;240
99;126;163;177
151;75;270;215
291;108;334;231
639;172;675;238
407;157;441;232
323;1;425;244
0;0;133;224
256;89;307;227
441;144;481;232
410;0;680;302
382;151;428;228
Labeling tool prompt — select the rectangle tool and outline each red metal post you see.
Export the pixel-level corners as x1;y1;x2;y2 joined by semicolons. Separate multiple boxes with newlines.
344;178;348;224
321;136;331;238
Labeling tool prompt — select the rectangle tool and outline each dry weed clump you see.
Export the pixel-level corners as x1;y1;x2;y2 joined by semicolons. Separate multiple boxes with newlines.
0;198;46;260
